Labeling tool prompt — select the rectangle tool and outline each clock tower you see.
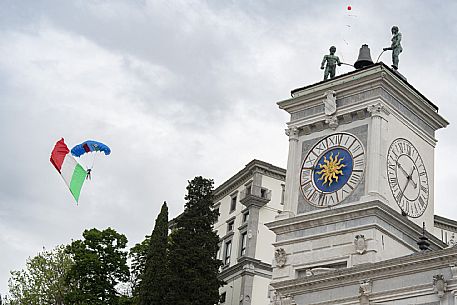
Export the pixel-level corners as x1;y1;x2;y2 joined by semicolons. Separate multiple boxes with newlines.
267;62;450;304
279;62;447;228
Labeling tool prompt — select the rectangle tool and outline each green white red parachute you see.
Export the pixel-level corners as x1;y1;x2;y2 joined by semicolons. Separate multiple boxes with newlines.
50;138;111;203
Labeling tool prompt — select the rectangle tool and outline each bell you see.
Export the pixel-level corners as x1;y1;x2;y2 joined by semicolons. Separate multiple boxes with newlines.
354;44;374;69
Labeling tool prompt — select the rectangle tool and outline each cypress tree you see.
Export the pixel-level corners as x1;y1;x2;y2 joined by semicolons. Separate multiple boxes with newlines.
138;202;169;305
166;177;223;305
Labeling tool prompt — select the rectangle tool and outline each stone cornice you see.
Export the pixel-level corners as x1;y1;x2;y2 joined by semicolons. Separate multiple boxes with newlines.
435;215;457;232
271;246;457;295
218;256;273;281
266;199;446;250
278;63;448;135
213;160;286;202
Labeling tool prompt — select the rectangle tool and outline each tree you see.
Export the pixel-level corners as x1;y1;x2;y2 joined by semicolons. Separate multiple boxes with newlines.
8;245;73;305
128;235;150;298
136;201;169;305
65;227;130;305
166;177;223;305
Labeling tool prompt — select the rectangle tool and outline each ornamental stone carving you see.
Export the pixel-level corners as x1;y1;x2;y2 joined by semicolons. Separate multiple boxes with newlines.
448;233;456;247
359;279;371;305
285;127;299;140
433;274;447;298
323;90;337;116
275;248;287;268
271;291;281;305
281;295;296;305
359;279;372;295
325;115;339;130
270;292;295;305
243;263;255;271
354;234;367;254
367;102;390;118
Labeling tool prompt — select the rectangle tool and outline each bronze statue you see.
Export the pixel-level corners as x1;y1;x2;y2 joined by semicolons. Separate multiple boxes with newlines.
383;26;402;70
321;46;341;80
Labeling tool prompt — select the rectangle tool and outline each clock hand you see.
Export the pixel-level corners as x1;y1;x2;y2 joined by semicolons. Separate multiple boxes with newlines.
397;162;409;178
397;166;416;204
398;162;417;189
397;178;410;203
408;166;417;189
410;179;417;189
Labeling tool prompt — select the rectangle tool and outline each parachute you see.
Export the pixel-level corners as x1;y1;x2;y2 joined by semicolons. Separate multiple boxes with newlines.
71;140;111;180
71;140;111;157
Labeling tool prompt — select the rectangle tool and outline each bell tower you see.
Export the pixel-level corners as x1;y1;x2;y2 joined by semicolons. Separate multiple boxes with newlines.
279;62;447;227
268;62;448;286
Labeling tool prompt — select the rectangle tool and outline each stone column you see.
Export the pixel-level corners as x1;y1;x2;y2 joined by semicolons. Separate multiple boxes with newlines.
246;205;260;257
366;103;390;199
279;126;299;219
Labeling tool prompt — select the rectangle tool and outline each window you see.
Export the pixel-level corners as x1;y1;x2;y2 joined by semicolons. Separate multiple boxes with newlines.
220;292;226;304
242;211;249;223
224;240;232;265
227;220;234;232
246;184;252;195
230;195;237;213
260;188;267;198
240;232;247;256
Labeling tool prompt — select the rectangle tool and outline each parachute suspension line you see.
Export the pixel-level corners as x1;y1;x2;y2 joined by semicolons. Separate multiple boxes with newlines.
90;152;97;170
86;153;97;180
70;140;111;181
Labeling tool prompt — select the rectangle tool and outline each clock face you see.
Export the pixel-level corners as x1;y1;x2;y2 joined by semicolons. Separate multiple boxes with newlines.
387;138;429;218
300;133;366;207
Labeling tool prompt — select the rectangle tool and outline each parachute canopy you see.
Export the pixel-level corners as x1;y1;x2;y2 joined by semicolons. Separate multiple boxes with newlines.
71;140;111;157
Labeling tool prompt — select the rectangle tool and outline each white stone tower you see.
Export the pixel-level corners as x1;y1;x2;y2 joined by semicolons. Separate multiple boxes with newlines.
267;63;452;305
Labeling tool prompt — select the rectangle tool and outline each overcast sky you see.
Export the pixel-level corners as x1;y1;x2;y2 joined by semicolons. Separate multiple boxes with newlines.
1;0;457;295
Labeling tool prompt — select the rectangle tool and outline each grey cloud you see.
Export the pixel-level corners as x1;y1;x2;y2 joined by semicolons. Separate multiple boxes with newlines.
2;0;457;296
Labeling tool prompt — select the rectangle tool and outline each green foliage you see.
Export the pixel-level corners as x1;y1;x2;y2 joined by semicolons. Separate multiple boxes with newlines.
129;235;150;296
65;227;130;305
167;177;223;305
138;202;169;305
8;245;73;305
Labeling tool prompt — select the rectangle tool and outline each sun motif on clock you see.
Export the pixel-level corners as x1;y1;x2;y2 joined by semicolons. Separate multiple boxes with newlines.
300;133;365;207
316;152;347;186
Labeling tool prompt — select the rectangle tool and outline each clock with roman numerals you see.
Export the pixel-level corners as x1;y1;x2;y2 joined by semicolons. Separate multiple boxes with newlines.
387;138;429;218
300;133;366;208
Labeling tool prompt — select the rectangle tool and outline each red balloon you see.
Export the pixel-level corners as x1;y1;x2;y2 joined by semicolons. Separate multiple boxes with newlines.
347;5;352;10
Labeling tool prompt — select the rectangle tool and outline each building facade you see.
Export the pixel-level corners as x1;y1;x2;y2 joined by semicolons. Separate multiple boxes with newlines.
213;160;286;305
265;62;457;305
